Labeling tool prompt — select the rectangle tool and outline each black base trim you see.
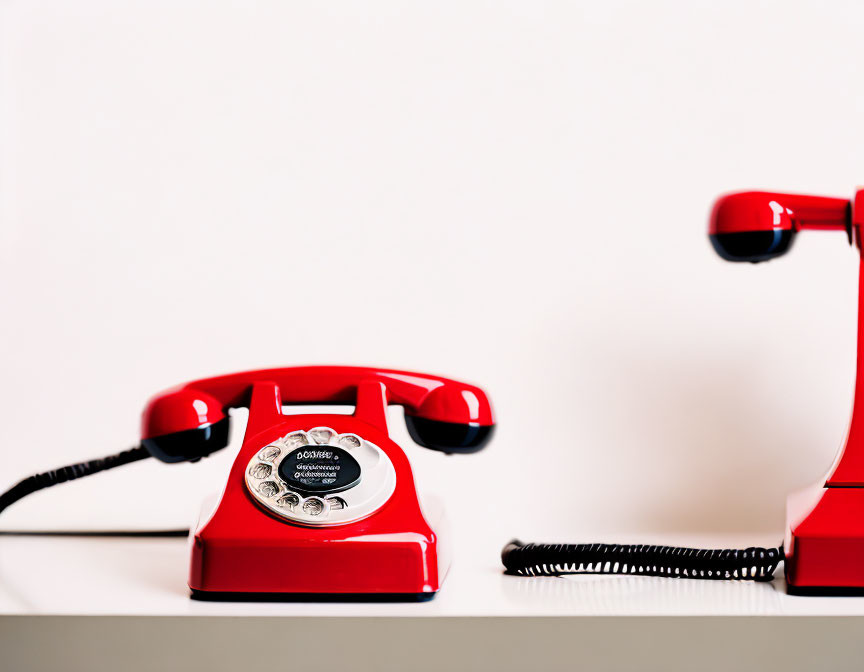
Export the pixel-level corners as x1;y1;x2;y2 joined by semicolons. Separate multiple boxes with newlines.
189;589;437;603
786;585;864;597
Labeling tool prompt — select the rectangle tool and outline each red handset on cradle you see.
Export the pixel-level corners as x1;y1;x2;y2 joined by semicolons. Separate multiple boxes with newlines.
0;366;494;600
141;366;494;461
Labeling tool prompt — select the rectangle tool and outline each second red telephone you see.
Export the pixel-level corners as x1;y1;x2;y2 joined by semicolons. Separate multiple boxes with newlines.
141;366;494;600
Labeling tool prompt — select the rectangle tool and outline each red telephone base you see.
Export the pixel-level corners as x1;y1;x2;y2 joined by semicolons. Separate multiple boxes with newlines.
188;410;451;600
785;484;864;594
188;490;451;600
188;522;445;602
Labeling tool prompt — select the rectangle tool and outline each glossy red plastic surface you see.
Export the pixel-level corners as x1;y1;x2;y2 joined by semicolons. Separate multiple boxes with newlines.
827;236;864;486
189;406;441;595
141;389;226;439
142;366;493;440
712;188;864;591
785;484;864;590
152;368;493;597
710;191;849;234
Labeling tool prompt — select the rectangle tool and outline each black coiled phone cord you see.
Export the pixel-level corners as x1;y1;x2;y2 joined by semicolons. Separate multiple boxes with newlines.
502;540;784;581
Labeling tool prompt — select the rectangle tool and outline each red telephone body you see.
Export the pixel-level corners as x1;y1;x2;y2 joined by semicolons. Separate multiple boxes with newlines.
711;189;864;594
140;366;495;600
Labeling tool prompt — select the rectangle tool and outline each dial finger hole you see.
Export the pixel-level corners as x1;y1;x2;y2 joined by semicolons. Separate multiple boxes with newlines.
338;435;361;449
284;432;309;448
326;496;347;510
258;446;280;461
250;463;272;479
258;481;279;497
308;428;335;444
277;492;300;509
302;498;325;516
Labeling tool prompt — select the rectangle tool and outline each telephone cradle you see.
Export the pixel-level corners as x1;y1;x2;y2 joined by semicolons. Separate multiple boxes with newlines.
140;367;495;600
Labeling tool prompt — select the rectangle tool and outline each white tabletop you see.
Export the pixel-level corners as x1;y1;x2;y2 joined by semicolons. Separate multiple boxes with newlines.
4;531;864;671
3;529;864;617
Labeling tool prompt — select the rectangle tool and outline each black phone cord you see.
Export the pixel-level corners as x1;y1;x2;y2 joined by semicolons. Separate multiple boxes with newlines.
0;447;189;537
501;540;784;581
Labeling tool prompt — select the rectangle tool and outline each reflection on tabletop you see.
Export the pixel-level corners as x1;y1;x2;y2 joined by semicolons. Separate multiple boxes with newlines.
499;571;786;615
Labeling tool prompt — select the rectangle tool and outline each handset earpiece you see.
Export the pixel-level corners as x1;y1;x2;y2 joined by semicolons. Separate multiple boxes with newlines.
404;416;494;454
141;389;231;463
709;191;851;263
404;385;495;454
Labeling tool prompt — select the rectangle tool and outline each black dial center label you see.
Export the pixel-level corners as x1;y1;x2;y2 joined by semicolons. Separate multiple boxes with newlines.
278;446;361;494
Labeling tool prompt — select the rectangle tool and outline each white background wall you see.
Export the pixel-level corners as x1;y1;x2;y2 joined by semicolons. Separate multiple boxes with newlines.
2;0;864;550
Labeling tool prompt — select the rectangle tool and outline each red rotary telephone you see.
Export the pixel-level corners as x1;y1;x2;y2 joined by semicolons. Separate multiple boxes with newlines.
140;366;494;600
140;366;495;599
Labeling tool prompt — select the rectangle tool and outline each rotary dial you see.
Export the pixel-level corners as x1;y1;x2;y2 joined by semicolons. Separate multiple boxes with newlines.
244;426;396;526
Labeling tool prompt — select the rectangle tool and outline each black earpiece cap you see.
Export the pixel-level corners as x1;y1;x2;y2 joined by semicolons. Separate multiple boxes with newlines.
142;416;231;463
405;416;494;454
710;230;794;263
